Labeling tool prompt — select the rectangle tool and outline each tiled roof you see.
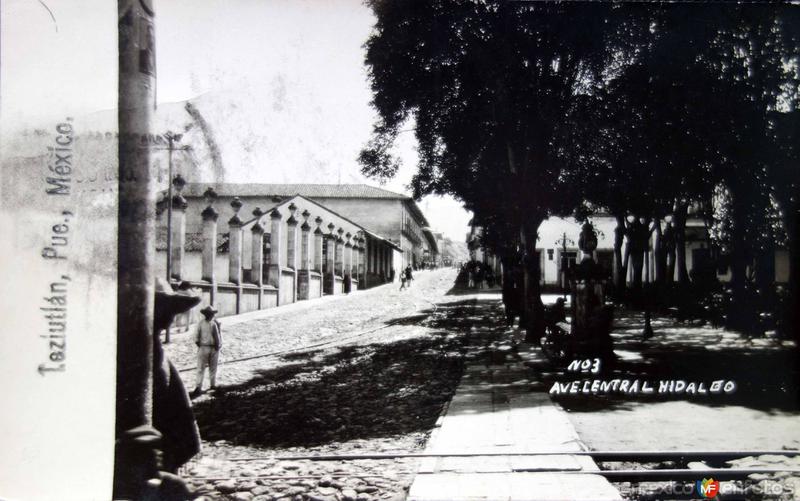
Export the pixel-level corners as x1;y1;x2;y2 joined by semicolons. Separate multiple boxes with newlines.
183;182;430;228
184;183;410;200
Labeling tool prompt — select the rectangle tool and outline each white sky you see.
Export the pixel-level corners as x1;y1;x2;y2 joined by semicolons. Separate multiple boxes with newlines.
2;0;472;241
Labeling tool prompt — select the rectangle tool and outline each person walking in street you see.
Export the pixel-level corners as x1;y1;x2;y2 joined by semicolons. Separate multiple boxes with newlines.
193;305;222;396
404;265;414;289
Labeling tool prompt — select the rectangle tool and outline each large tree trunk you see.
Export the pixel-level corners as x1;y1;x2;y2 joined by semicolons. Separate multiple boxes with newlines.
673;203;690;285
654;219;667;286
725;186;758;333
500;252;521;327
782;204;799;344
520;220;545;344
665;222;676;286
628;218;649;292
630;249;644;290
613;215;627;292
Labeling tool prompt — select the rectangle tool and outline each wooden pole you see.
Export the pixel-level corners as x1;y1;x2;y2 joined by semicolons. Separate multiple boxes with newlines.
115;0;160;497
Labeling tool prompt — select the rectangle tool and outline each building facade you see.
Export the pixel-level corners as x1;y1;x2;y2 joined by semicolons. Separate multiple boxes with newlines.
180;183;432;269
154;189;402;323
468;215;791;288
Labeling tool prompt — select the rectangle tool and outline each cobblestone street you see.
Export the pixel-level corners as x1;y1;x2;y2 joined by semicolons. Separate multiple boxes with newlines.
164;268;491;501
161;273;800;501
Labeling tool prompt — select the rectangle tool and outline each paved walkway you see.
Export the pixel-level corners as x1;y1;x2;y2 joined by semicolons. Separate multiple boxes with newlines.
408;297;622;501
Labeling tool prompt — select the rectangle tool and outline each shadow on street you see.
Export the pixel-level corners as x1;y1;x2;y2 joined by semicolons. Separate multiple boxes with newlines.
191;297;488;450
192;288;800;453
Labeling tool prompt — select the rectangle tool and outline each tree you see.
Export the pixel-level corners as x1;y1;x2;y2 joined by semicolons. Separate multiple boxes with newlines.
361;0;629;339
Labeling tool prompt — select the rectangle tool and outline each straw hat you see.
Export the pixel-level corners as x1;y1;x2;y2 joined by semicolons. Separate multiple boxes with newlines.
200;305;218;316
154;277;200;316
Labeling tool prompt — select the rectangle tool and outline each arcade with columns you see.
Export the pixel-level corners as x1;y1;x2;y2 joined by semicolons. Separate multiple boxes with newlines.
155;182;402;322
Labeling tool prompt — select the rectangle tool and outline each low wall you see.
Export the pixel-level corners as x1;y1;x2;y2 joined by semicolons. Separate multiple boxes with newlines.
298;270;324;300
241;285;260;312
309;272;323;299
216;284;240;317
280;268;296;305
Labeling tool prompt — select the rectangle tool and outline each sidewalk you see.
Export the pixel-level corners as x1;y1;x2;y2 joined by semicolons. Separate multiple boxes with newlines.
407;306;622;501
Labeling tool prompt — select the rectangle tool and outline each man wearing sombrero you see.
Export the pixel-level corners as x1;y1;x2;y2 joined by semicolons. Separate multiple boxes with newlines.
193;305;222;396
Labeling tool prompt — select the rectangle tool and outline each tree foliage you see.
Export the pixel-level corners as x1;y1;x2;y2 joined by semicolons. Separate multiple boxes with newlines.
360;1;800;339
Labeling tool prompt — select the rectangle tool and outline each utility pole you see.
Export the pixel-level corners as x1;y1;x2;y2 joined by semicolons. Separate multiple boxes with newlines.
155;134;190;344
165;132;176;281
115;0;160;498
162;132;191;281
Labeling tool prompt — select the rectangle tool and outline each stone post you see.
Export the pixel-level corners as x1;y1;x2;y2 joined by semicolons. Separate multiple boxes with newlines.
353;238;361;290
286;218;298;269
382;244;387;279
228;197;244;285
300;211;311;270
358;237;366;284
385;245;391;278
297;210;311;300
314;217;324;273
286;203;298;269
325;224;336;294
336;228;344;276
268;209;283;288
371;240;377;276
251;208;265;286
170;194;187;280
345;232;353;277
200;188;219;284
352;238;359;278
326;223;335;276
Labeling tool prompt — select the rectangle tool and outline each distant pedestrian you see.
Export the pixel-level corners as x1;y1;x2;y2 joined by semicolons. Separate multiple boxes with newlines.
467;269;475;288
193;305;222;396
476;265;485;290
404;265;414;287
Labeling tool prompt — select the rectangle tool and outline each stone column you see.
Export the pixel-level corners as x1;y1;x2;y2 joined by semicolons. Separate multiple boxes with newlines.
201;192;219;283
382;245;388;278
353;237;362;287
344;232;353;277
286;203;298;270
335;228;344;276
378;243;382;280
352;239;360;279
228;197;244;285
300;211;311;270
351;237;359;278
251;208;265;286
286;214;298;269
325;223;335;276
268;209;283;288
358;237;366;284
325;229;336;294
386;245;391;277
314;217;324;273
366;239;372;275
297;210;311;300
170;195;187;280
